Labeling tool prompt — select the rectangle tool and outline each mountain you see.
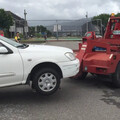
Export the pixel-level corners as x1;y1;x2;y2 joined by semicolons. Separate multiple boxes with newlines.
28;17;101;36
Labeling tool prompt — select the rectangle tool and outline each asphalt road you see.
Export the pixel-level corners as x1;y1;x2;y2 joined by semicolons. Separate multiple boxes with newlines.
45;41;81;50
0;75;120;120
0;41;120;120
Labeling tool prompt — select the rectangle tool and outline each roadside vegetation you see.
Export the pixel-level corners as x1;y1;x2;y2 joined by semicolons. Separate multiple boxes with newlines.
0;9;13;37
92;13;120;27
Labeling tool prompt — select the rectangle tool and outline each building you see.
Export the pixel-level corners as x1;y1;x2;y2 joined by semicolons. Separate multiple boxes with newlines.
6;11;28;38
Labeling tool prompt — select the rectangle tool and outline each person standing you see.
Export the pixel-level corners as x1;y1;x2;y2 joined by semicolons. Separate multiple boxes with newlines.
44;32;47;41
0;29;4;36
15;32;21;42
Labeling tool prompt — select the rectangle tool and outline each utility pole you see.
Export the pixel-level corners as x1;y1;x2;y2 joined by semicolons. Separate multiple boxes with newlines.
86;12;88;32
24;9;27;39
56;20;58;40
24;9;27;20
14;20;17;37
100;19;102;36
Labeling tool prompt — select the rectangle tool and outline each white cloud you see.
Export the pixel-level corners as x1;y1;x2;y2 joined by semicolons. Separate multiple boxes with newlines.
0;0;120;20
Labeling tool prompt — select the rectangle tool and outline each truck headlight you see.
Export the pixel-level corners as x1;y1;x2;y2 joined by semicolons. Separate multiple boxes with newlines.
65;52;76;61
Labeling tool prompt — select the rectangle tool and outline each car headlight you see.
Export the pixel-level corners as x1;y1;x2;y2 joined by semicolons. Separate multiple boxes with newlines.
65;52;76;61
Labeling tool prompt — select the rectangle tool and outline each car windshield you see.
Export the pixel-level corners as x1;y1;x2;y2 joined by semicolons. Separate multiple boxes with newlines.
0;36;29;48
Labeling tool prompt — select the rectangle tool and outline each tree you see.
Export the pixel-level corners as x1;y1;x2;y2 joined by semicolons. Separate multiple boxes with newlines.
29;25;52;37
36;25;52;36
92;13;120;28
0;9;13;30
92;13;110;27
37;25;47;33
115;13;120;17
29;26;35;36
37;25;52;37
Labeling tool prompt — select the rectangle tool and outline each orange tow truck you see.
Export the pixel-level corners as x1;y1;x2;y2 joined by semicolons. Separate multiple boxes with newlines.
74;13;120;87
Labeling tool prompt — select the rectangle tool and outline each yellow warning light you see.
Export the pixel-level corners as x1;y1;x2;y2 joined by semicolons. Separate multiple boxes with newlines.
111;13;115;16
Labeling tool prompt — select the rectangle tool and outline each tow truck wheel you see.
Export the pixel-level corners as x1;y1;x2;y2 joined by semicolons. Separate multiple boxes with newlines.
112;63;120;88
32;68;61;95
77;72;88;80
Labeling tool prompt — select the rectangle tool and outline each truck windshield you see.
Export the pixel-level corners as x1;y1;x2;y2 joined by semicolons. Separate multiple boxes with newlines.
0;36;27;48
85;33;92;37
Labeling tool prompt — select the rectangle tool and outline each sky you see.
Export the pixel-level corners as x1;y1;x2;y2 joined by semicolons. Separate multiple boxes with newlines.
0;0;120;20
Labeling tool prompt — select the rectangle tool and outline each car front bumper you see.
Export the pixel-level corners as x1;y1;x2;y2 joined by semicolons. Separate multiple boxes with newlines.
58;59;80;78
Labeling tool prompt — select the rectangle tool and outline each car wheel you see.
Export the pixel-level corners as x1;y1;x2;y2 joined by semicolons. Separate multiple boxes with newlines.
33;68;61;95
112;62;120;88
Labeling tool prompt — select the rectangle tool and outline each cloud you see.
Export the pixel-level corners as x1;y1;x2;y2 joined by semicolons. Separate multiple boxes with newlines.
0;0;119;20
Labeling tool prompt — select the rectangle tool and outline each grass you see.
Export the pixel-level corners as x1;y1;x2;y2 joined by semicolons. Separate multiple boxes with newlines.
21;38;45;43
20;37;82;43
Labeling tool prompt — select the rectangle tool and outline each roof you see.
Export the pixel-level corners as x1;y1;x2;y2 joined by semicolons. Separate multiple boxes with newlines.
6;11;25;21
6;11;28;27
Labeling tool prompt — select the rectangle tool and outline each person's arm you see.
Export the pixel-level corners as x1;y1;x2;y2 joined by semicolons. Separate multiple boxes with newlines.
15;36;19;42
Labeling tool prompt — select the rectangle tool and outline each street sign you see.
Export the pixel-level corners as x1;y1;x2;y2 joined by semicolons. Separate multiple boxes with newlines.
24;26;28;32
53;24;61;32
17;27;23;34
9;26;15;32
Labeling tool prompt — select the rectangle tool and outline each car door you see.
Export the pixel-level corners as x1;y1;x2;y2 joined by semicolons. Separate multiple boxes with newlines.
0;42;23;87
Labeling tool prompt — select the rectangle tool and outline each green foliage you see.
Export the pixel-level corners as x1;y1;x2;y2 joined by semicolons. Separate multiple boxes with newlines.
19;33;23;38
36;25;52;36
29;25;52;37
92;13;120;28
92;13;110;27
4;29;9;37
35;33;42;38
37;25;47;33
29;26;35;36
0;9;13;30
47;30;52;37
115;13;120;17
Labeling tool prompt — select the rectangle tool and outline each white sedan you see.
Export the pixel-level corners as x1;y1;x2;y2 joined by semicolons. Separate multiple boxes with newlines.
0;36;79;95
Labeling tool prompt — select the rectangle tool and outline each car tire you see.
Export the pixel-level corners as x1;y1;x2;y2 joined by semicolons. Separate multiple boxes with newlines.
112;62;120;88
32;68;61;95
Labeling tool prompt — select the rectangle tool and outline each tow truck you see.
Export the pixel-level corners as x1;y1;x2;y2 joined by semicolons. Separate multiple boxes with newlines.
75;13;120;87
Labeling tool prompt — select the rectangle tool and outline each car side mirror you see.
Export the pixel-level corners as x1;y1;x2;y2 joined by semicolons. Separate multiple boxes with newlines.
0;47;9;54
